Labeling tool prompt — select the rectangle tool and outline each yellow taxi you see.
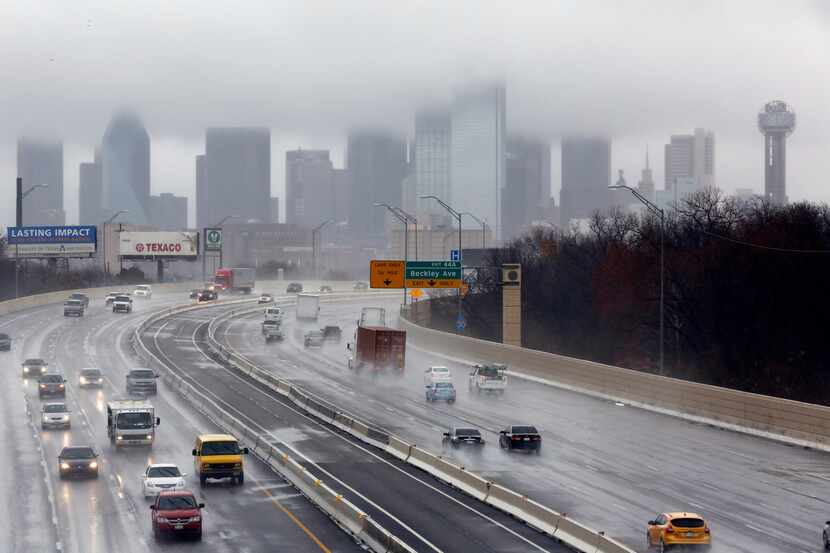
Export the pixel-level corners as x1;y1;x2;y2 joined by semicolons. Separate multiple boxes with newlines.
647;512;710;550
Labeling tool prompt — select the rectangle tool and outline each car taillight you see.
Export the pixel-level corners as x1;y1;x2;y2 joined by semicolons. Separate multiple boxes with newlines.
512;436;520;440
704;526;710;534
665;526;674;534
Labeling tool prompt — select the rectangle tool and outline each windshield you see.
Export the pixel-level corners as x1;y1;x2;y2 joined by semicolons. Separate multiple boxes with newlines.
672;518;705;528
432;367;449;373
201;441;240;455
435;382;453;389
130;370;154;379
512;426;538;435
70;294;85;300
116;412;153;429
157;495;197;510
136;286;150;291
479;366;504;377
214;275;229;285
24;359;45;366
43;404;67;413
40;375;63;383
115;296;131;302
455;428;481;436
61;447;94;459
65;300;82;306
81;369;102;377
148;466;181;478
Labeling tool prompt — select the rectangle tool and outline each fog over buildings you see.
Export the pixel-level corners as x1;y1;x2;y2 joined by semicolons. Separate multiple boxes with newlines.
0;1;828;232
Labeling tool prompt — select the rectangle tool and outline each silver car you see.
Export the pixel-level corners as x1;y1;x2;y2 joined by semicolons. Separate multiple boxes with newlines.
41;402;70;430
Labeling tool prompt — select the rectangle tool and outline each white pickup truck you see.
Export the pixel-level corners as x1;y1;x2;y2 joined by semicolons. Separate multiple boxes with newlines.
468;364;507;393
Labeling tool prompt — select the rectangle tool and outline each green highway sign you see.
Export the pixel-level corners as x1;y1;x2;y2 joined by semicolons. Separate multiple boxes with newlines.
405;260;461;288
204;228;222;252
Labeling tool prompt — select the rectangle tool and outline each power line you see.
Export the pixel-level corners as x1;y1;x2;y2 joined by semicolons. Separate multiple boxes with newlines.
697;228;830;254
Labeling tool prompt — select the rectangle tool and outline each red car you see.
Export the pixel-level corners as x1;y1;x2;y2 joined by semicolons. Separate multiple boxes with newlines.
150;490;204;541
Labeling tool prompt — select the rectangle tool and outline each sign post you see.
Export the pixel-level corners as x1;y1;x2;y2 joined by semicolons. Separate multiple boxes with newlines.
203;228;222;284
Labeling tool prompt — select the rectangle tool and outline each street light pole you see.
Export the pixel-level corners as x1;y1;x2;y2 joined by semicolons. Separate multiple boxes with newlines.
420;195;464;330
212;215;240;272
374;204;409;304
609;182;665;375
460;211;486;249
102;209;129;279
14;180;49;298
312;219;334;281
392;206;418;260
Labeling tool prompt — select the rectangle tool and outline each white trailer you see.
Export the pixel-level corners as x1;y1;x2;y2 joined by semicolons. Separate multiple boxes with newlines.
296;294;320;320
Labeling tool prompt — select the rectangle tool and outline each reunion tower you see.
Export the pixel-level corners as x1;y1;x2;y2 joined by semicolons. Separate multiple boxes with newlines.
758;100;796;206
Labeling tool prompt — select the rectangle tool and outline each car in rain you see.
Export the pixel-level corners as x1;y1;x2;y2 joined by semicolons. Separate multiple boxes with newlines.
38;373;67;398
189;289;201;299
150;490;204;541
21;358;48;378
134;284;153;298
0;332;10;351
79;367;104;388
142;463;186;498
41;402;71;430
105;291;121;305
58;445;99;479
426;381;456;403
127;368;158;395
646;512;711;550
498;425;542;453
63;298;85;317
319;285;333;293
258;292;274;304
469;363;507;394
112;294;133;313
69;292;90;308
442;426;484;447
321;325;342;341
304;330;325;348
197;289;217;302
286;282;303;293
353;281;368;291
424;366;452;385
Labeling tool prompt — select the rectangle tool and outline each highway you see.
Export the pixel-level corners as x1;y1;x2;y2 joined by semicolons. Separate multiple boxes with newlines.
208;292;830;553
140;294;568;553
0;291;365;553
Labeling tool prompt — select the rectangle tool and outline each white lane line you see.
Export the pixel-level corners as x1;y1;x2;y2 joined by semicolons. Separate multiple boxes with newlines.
161;318;555;553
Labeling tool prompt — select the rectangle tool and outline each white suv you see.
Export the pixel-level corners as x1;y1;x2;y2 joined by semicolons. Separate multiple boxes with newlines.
133;285;152;299
423;366;452;386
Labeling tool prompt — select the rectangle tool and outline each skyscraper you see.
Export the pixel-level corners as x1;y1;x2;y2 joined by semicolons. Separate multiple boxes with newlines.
198;128;271;227
16;138;65;225
101;112;151;224
637;149;655;200
79;149;103;225
451;83;506;238
560;137;612;225
502;137;551;240
758;100;796;206
346;130;407;239
414;109;451;223
664;128;715;191
149;193;187;230
285;149;335;227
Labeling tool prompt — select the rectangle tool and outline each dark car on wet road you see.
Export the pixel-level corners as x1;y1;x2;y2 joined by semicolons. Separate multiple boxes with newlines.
58;446;99;479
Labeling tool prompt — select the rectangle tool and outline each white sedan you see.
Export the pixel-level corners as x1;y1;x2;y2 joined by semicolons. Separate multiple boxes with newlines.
141;463;186;498
423;366;452;385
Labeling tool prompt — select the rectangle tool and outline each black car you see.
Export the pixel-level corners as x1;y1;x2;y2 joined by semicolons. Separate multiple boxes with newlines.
0;332;10;351
197;289;217;302
319;285;333;293
286;282;303;293
321;325;342;341
79;368;104;388
499;425;542;453
22;358;48;378
58;446;99;479
189;289;201;299
443;427;485;447
38;373;67;398
69;293;90;308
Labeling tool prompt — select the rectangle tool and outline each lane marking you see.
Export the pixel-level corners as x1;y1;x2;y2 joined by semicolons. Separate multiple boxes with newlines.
255;477;333;553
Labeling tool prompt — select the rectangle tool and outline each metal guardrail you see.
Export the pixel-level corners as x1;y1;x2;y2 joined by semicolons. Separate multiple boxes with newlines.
132;300;418;553
203;304;636;553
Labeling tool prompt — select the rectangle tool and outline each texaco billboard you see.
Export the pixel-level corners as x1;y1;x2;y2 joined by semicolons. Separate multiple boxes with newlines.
119;231;199;259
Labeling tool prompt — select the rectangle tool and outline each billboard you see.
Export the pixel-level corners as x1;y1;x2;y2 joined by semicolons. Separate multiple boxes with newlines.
6;225;97;258
119;231;199;258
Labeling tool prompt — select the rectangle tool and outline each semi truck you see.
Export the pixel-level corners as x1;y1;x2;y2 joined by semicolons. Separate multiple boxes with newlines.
296;293;320;320
347;307;406;370
213;267;256;294
107;399;160;447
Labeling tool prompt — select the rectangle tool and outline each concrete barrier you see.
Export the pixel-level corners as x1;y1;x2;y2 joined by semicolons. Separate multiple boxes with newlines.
386;436;412;462
400;315;830;451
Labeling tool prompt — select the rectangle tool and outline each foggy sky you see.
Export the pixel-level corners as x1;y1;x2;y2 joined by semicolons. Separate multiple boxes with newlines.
1;0;828;229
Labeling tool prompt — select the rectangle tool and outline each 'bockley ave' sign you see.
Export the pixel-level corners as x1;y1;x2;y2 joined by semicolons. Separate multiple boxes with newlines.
405;261;462;288
7;225;97;257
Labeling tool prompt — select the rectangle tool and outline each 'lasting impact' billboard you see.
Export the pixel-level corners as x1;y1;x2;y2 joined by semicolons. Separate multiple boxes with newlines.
119;231;199;259
6;226;97;257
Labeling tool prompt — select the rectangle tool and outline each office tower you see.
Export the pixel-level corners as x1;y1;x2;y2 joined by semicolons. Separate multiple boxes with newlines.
664;128;715;191
414;109;451;222
79;149;103;225
559;137;613;225
16;138;65;225
346;130;407;238
758;100;796;206
270;197;280;224
285;149;335;227
451;83;506;239
332;169;353;225
502;137;551;240
638;149;655;200
101;112;151;224
197;128;271;227
148;193;187;230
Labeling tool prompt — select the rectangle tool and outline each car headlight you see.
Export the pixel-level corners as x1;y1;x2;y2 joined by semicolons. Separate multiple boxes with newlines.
202;463;210;469
23;367;29;373
58;384;64;388
116;436;123;440
79;377;87;384
191;516;201;522
42;415;49;421
62;415;69;421
41;367;47;373
39;384;46;389
234;463;242;468
89;461;97;469
157;516;168;523
146;435;153;440
60;462;70;470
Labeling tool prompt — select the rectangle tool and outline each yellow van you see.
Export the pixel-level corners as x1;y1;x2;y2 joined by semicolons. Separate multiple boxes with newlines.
192;434;249;486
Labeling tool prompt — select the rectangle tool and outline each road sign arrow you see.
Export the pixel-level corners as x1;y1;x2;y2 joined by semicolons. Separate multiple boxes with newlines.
428;280;437;287
384;279;392;286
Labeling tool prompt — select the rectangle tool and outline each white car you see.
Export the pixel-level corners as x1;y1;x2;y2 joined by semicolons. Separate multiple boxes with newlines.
133;285;152;299
141;463;186;498
41;402;70;430
424;366;452;385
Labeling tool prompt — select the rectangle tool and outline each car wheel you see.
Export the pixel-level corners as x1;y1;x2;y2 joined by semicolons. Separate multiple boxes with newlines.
824;531;829;549
658;539;667;553
238;472;244;485
200;474;207;486
194;529;202;541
